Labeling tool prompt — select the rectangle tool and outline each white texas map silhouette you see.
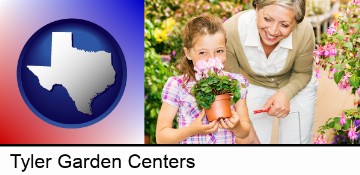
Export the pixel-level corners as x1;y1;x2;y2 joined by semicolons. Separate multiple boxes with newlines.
27;32;115;115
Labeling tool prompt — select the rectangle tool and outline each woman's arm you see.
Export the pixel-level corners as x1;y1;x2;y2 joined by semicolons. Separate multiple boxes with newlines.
156;103;219;144
263;19;315;118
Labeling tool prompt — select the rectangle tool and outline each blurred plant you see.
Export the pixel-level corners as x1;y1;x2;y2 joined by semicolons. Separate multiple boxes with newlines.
145;19;178;144
145;0;250;61
314;108;360;144
313;1;360;144
314;1;359;95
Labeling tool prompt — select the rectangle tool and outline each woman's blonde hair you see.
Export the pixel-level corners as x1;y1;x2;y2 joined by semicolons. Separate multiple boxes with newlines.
252;0;306;23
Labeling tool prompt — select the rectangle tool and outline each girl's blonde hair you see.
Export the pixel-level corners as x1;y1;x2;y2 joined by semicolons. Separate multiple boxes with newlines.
178;14;226;86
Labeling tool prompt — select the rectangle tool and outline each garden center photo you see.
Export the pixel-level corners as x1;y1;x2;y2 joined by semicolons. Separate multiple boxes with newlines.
145;0;360;144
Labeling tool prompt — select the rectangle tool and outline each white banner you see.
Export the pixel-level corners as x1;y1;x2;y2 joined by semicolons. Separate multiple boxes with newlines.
0;146;357;175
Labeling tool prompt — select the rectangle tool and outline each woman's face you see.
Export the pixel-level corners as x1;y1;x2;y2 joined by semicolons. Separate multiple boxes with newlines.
184;32;226;65
256;4;296;47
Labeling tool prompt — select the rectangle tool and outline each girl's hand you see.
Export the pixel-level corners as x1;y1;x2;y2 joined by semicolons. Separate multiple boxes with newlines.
189;110;219;135
262;91;290;118
219;109;240;131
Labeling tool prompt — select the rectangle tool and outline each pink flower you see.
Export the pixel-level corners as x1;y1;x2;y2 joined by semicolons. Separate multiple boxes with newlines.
195;60;208;70
328;68;337;79
314;56;320;65
348;123;359;141
338;72;351;90
326;22;339;36
194;58;225;80
314;134;327;144
194;60;209;80
349;28;355;34
315;68;321;79
313;45;324;57
207;58;217;71
161;54;171;62
353;0;360;5
340;113;346;126
214;57;224;71
195;73;202;81
323;43;337;57
326;26;337;36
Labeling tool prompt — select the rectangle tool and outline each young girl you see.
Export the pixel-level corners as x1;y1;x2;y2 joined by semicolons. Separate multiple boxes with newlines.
156;15;259;144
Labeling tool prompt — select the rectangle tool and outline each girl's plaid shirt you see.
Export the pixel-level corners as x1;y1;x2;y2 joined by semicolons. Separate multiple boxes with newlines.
161;71;248;144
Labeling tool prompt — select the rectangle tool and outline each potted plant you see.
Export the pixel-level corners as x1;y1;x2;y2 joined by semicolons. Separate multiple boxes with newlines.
190;57;242;121
313;1;360;144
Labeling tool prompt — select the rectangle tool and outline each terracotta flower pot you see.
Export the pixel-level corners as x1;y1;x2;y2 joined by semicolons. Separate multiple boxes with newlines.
205;94;232;122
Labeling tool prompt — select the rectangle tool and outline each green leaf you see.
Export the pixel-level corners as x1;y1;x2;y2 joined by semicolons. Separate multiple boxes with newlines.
333;64;344;71
322;125;328;130
346;118;352;124
241;83;246;88
344;42;353;50
328;121;335;128
349;75;359;89
354;112;360;119
334;123;341;130
190;87;195;95
343;123;350;130
334;71;345;84
333;117;340;123
352;23;360;30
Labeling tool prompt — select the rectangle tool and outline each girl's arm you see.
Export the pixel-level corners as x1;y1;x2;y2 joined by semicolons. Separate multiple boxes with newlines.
218;97;251;139
232;97;252;138
235;126;260;144
233;98;260;143
156;102;219;144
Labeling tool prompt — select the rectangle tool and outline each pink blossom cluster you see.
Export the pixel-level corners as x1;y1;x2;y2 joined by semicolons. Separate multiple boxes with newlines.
338;72;351;90
313;43;338;80
314;112;360;144
348;122;359;141
313;4;359;93
313;135;327;144
353;0;360;5
340;113;346;126
194;58;224;81
327;68;337;79
326;21;338;35
313;43;337;58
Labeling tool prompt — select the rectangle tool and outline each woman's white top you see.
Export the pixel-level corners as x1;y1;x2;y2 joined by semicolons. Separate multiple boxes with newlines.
237;10;293;76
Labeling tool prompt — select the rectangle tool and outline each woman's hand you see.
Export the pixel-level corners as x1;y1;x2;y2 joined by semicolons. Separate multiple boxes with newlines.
263;91;290;118
189;110;219;135
219;109;240;131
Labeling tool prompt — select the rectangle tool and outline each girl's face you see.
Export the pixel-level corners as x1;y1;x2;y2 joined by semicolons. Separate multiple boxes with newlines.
256;4;296;47
184;32;226;66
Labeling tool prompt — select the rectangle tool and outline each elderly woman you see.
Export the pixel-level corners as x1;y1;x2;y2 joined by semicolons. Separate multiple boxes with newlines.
224;0;316;144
